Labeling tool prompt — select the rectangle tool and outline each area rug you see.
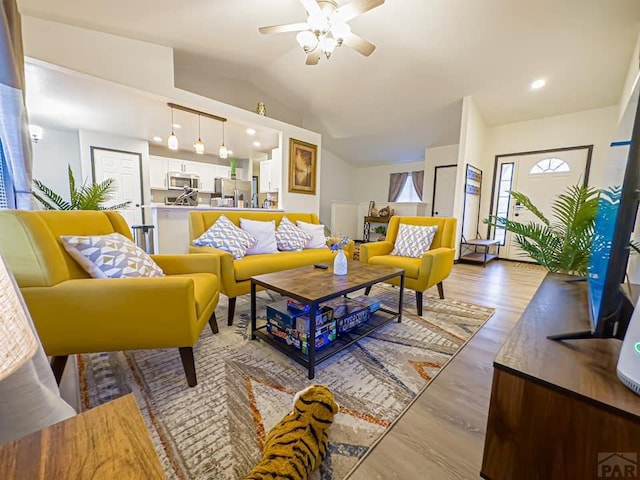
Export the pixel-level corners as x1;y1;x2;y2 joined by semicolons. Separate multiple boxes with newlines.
78;285;494;480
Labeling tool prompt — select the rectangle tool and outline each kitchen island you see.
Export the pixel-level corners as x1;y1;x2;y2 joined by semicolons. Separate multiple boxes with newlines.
144;205;284;254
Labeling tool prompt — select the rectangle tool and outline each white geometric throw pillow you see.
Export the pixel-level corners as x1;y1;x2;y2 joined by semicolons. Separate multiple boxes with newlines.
60;232;165;279
391;224;438;258
193;214;257;259
276;216;311;251
296;220;328;249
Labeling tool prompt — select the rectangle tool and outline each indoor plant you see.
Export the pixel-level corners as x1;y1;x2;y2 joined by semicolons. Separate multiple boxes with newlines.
33;165;131;211
484;184;600;275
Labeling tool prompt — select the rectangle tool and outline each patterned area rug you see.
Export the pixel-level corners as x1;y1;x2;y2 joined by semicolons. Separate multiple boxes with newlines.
78;285;494;480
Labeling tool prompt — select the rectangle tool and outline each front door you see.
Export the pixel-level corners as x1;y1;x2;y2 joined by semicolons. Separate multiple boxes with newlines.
492;147;591;261
432;165;457;217
91;147;143;226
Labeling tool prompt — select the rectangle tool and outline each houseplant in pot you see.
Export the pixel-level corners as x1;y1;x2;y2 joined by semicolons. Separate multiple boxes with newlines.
32;165;131;210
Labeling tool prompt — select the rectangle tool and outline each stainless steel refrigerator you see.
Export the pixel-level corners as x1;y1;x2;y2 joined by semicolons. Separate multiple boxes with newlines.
214;178;252;207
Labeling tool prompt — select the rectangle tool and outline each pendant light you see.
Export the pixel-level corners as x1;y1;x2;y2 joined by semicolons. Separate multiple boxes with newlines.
219;120;228;159
168;107;179;151
194;114;205;154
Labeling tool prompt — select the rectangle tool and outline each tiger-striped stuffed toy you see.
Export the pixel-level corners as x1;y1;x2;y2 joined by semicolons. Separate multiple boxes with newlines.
244;384;339;480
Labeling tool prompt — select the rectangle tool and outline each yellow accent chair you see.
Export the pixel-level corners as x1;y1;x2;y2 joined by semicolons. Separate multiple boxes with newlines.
359;216;457;316
0;210;220;387
189;211;354;326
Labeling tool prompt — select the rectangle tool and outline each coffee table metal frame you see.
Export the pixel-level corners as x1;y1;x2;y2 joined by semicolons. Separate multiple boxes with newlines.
250;264;405;379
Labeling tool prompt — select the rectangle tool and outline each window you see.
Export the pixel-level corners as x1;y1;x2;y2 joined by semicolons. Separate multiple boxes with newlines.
494;163;514;245
396;175;421;202
530;157;570;174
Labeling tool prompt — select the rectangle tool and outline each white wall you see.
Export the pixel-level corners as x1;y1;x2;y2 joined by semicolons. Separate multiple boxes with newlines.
351;160;426;204
456;97;487;255
319;148;356;226
424;144;459;214
31;127;81;203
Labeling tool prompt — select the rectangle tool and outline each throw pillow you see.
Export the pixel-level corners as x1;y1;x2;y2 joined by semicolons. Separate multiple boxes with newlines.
276;216;311;251
60;232;165;279
193;215;257;259
391;224;438;258
296;220;328;249
240;218;278;255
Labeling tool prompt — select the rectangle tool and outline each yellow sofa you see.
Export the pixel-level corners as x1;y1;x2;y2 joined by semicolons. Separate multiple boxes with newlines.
0;210;220;387
189;211;354;325
359;216;456;316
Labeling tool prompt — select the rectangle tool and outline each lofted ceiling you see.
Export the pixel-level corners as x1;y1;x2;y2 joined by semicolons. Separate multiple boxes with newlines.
18;0;640;166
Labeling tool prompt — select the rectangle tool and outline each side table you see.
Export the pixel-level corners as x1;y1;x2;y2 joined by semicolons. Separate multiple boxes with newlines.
0;394;164;479
459;238;500;267
363;216;391;242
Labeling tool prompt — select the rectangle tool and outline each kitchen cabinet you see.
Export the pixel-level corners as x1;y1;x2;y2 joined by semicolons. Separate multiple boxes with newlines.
235;167;245;181
214;164;230;179
193;162;215;193
149;156;168;189
167;159;187;173
259;156;280;193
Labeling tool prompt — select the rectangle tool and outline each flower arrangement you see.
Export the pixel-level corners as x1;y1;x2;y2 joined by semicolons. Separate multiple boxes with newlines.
329;236;349;252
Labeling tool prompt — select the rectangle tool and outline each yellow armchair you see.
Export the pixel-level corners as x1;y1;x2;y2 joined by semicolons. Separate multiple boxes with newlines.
0;210;220;387
359;216;456;315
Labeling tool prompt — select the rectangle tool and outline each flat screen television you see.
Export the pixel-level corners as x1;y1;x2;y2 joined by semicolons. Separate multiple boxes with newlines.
550;79;640;341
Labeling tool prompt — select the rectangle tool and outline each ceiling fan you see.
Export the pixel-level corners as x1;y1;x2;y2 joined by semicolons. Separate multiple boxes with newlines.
258;0;384;65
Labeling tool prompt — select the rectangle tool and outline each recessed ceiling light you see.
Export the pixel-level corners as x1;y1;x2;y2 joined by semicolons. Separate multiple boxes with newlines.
531;79;546;90
246;128;256;136
152;136;162;142
227;150;234;156
253;141;261;147
172;123;182;129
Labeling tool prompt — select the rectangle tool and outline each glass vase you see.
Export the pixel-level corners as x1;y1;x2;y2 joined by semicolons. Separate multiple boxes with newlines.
333;249;348;276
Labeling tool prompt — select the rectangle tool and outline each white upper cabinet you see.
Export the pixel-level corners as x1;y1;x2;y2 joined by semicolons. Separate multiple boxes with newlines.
149;156;168;189
193;162;215;192
270;147;281;191
259;159;272;192
167;158;186;173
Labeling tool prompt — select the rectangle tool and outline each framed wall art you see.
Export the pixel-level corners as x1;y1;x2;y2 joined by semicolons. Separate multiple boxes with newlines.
288;138;317;195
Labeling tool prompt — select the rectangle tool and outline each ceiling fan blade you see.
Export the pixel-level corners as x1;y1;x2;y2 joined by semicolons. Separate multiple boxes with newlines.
337;0;384;22
306;51;321;65
259;23;309;35
343;32;376;56
299;0;322;16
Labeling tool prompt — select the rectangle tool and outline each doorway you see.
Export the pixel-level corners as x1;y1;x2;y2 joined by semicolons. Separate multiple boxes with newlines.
432;164;457;217
489;145;592;261
91;147;144;226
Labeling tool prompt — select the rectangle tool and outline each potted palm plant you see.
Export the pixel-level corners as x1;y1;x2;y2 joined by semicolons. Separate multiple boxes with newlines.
32;165;131;211
484;184;600;275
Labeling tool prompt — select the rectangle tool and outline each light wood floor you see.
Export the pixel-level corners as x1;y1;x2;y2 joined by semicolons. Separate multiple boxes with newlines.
347;260;547;480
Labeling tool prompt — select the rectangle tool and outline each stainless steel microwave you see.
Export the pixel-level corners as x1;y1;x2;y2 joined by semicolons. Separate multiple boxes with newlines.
167;172;200;190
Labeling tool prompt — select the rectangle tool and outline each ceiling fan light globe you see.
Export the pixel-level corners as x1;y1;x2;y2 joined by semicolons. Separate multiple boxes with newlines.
297;30;318;50
322;36;338;55
168;133;179;150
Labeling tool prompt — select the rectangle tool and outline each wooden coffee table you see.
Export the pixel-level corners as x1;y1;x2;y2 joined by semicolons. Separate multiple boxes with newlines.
250;261;405;379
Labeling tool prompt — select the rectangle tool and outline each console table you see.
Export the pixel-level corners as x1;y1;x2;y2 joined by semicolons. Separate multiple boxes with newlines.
0;394;164;479
481;274;640;479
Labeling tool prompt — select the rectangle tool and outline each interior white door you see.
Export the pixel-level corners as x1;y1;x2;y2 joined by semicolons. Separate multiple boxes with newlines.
432;165;457;217
495;149;589;261
91;148;143;226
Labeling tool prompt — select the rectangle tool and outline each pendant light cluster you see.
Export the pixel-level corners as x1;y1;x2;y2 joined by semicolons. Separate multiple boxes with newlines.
167;103;228;157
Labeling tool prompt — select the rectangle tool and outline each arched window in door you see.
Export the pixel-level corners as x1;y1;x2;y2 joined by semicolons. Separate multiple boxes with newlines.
530;157;570;174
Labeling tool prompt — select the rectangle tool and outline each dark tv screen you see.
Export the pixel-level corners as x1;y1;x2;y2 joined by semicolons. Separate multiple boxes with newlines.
587;81;640;337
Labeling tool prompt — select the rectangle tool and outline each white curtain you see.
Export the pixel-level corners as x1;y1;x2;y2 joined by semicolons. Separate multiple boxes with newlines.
0;0;33;210
0;254;75;444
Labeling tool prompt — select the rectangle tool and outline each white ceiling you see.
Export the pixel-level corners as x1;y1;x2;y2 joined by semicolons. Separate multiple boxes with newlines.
18;0;640;166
